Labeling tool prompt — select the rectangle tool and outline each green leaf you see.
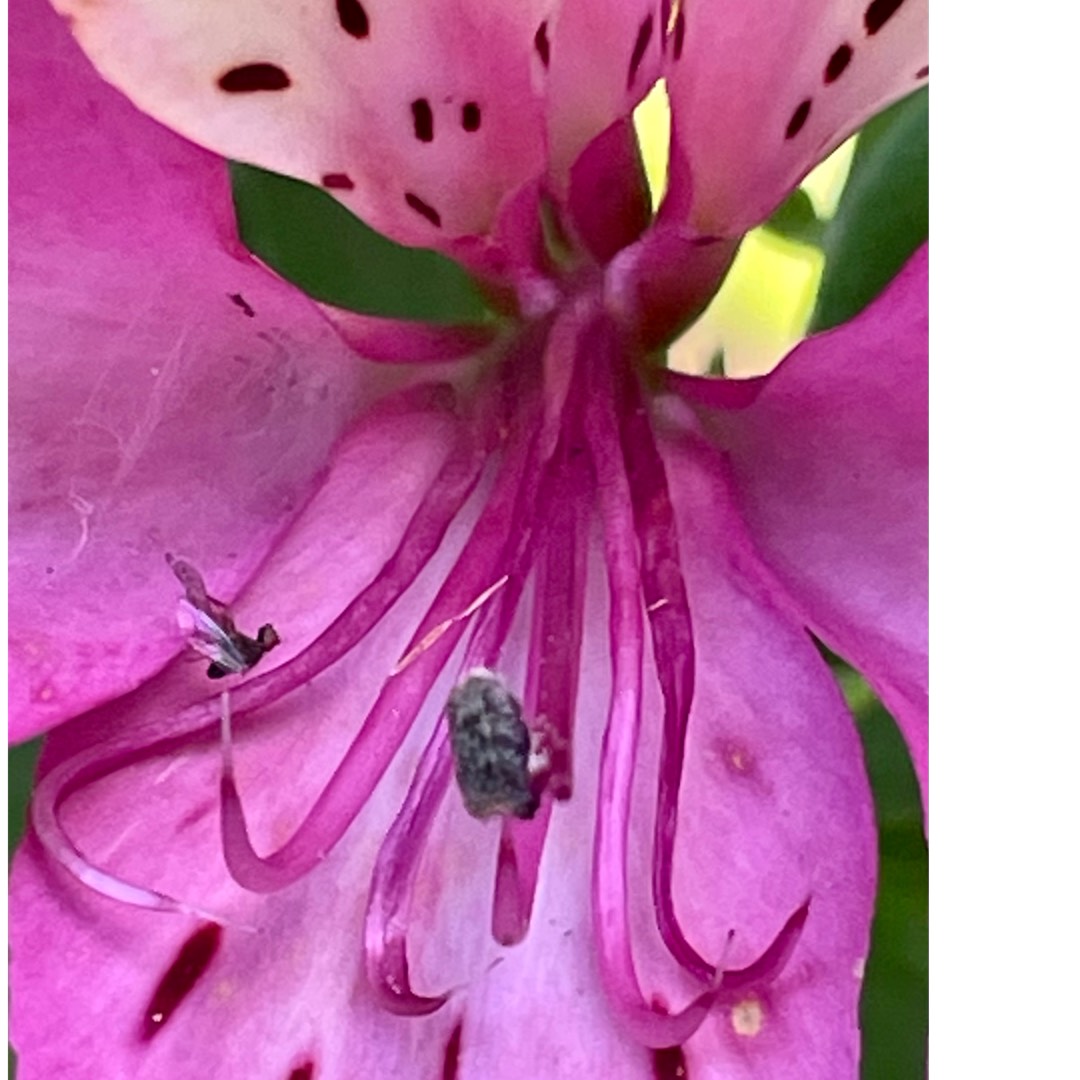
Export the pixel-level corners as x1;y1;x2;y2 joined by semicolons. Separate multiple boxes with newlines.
230;164;490;324
812;88;929;332
8;738;42;860
762;187;825;247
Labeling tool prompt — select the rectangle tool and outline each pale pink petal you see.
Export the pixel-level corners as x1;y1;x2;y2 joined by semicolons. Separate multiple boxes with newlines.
672;246;928;815
666;0;928;234
9;0;374;741
51;0;548;247
544;0;667;184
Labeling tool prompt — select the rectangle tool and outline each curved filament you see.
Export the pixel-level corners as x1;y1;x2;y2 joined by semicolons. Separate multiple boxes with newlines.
718;899;812;999
491;420;588;945
617;370;711;982
31;774;234;925
219;345;564;892
30;387;490;915
364;441;549;1010
584;317;723;1048
363;723;455;1016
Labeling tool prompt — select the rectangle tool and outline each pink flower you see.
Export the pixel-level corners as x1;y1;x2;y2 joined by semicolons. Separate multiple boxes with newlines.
9;0;928;1077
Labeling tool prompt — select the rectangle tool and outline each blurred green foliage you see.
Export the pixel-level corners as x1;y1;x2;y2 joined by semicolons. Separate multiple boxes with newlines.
763;87;928;335
230;163;490;324
8;738;41;859
762;186;827;248
812;88;929;332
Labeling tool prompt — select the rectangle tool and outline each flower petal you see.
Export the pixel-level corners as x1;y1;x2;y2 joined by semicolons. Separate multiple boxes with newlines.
639;428;879;1076
544;0;667;185
51;0;548;247
318;305;499;364
665;0;928;234
672;245;928;816
10;394;475;1077
9;0;371;741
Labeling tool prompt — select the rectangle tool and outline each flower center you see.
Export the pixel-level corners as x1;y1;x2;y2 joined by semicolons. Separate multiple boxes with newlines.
33;154;800;1054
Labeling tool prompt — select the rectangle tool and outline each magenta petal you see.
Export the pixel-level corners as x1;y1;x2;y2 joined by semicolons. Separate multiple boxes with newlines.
9;0;368;740
567;118;652;264
11;400;475;1077
319;305;499;363
606;229;739;351
673;246;928;815
641;431;878;1076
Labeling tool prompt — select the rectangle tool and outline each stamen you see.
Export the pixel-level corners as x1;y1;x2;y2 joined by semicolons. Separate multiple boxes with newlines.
616;371;710;982
30;687;245;926
584;319;723;1046
31;777;234;924
490;427;588;943
31;387;490;915
490;819;546;945
606;344;813;998
220;370;551;892
363;722;455;1015
366;513;538;1008
716;900;811;999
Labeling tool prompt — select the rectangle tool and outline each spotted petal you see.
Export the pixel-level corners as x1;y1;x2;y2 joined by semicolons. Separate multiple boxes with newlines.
544;0;667;185
9;0;379;741
52;0;548;248
665;0;928;234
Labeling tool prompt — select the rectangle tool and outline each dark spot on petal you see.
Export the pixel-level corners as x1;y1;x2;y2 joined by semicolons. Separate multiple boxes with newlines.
288;1063;315;1080
411;98;434;142
661;0;673;50
45;566;54;575
534;21;551;68
336;0;369;39
864;0;905;35
321;172;355;190
824;43;853;83
442;1024;463;1080
672;11;686;61
228;292;255;317
653;1046;689;1080
461;102;481;132
627;14;655;89
916;64;929;79
217;64;290;93
404;192;442;227
785;98;812;139
141;923;222;1039
177;798;216;832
